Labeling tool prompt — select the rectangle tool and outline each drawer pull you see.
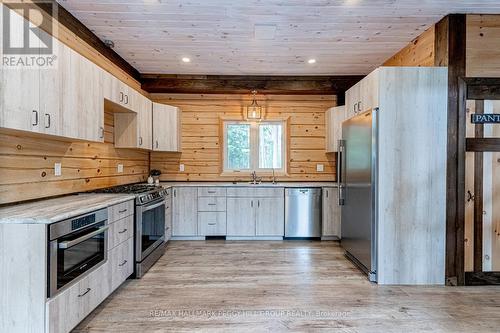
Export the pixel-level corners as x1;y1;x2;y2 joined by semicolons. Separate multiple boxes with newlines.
78;288;91;298
208;203;216;206
119;260;128;267
118;228;128;234
207;191;217;194
118;209;128;213
208;223;217;226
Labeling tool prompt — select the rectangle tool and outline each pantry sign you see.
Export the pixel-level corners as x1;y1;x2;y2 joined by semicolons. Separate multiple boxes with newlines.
471;114;500;124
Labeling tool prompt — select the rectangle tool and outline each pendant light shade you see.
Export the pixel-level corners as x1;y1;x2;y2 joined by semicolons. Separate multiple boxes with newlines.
247;90;262;120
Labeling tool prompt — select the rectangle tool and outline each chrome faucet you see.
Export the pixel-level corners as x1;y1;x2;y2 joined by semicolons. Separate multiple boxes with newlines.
250;171;261;185
271;168;277;184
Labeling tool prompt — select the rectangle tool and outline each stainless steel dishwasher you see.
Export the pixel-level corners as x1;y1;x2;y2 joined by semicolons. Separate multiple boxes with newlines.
285;188;322;238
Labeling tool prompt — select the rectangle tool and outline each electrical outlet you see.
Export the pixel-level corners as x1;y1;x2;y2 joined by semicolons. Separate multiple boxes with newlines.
54;163;62;176
179;164;185;172
117;164;124;173
316;164;324;172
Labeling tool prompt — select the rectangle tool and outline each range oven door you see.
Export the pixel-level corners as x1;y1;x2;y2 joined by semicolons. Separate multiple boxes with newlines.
49;221;108;297
136;199;166;262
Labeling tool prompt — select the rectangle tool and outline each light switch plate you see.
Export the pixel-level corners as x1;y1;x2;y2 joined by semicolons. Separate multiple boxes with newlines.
316;164;324;172
117;164;124;173
179;164;185;172
54;163;62;176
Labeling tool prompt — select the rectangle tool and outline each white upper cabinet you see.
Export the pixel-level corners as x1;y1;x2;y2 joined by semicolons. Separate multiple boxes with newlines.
59;43;104;142
114;94;153;149
345;68;380;120
1;7;48;135
325;105;345;153
152;102;182;152
103;71;135;111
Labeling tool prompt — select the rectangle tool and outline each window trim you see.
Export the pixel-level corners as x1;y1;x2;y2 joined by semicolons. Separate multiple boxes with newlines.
221;119;288;175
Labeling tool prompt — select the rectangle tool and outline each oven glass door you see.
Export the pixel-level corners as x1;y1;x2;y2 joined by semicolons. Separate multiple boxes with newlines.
56;221;107;290
139;200;165;259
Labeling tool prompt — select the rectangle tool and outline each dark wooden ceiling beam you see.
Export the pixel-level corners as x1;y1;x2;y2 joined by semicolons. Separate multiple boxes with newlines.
141;75;364;98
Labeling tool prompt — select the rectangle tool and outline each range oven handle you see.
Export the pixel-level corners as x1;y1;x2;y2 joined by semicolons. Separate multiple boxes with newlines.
141;201;165;212
58;225;109;249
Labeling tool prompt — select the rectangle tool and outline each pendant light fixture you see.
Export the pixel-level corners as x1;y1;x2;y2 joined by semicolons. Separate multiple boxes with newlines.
247;90;263;120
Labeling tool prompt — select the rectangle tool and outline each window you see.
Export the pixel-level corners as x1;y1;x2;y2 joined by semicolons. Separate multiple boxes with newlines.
223;121;286;174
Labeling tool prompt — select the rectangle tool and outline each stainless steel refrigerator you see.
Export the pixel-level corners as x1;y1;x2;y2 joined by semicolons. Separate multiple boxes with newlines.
339;108;378;282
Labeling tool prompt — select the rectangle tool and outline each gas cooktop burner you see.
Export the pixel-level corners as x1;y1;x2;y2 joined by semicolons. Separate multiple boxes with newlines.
96;184;157;194
93;184;168;205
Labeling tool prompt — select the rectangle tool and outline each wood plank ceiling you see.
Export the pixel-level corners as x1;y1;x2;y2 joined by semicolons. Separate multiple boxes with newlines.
57;0;500;76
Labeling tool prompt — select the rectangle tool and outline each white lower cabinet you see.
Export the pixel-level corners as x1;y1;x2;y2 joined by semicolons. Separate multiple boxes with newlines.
172;187;198;236
256;197;285;236
108;238;134;292
198;212;227;236
46;263;109;333
322;187;341;239
226;188;285;238
165;189;172;241
227;197;256;236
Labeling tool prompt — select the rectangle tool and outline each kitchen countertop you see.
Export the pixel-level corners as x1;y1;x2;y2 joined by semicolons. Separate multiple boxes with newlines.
0;193;136;225
160;181;337;188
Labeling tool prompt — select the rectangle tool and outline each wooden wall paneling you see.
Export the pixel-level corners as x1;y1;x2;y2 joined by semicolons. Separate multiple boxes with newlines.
0;111;149;205
383;26;436;67
150;94;336;182
466;15;500;77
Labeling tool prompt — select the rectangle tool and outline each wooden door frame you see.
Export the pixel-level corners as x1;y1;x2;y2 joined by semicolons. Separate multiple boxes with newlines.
459;77;500;285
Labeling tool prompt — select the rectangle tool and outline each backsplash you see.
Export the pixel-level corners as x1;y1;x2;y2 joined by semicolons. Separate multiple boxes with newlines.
0;111;149;205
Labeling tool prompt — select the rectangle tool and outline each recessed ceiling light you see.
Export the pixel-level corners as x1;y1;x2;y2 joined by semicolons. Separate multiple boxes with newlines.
182;57;191;63
308;59;316;64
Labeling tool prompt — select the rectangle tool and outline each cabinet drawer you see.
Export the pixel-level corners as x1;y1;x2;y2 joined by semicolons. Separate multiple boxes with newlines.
198;212;227;236
108;238;134;292
198;196;226;211
108;200;134;222
46;263;109;333
108;215;134;250
198;187;226;197
226;187;284;198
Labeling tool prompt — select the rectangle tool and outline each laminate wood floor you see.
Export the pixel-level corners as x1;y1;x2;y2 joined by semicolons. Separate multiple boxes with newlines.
73;241;500;333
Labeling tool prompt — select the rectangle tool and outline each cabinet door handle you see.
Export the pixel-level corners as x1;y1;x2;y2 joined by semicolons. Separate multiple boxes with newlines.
119;92;124;102
118;228;128;234
173;189;176;197
251;200;253;208
326;190;329;198
139;136;143;146
156;140;159;149
32;110;38;126
44;113;51;128
358;101;362;112
118;260;128;267
99;126;104;139
125;94;129;105
258;200;260;208
78;288;91;297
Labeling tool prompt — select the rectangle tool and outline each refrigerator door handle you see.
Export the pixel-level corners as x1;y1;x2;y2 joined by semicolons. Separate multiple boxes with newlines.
337;139;345;206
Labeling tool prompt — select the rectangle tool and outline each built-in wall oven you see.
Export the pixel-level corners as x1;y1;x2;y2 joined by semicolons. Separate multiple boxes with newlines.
48;208;108;297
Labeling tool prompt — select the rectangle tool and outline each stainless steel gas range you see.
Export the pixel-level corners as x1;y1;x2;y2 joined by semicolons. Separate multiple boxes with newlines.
94;184;168;278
